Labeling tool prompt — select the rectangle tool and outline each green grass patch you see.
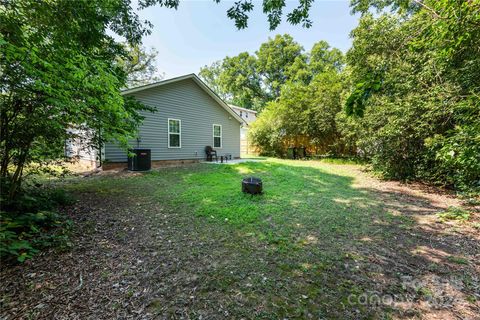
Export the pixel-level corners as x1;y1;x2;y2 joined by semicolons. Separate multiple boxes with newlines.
437;206;470;222
61;159;431;318
68;159;398;252
147;159;380;248
447;256;469;265
314;156;366;165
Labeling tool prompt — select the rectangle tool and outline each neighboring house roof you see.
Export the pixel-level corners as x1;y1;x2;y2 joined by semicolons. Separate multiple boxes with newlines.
229;104;257;127
121;74;246;125
229;104;258;114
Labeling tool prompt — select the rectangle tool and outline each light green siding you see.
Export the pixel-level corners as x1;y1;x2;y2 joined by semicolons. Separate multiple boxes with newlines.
104;78;241;162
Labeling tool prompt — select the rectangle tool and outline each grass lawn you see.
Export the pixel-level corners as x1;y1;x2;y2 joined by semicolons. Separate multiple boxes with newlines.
1;159;479;319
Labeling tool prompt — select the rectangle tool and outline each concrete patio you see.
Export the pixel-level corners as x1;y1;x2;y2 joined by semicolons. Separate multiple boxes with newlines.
201;157;266;165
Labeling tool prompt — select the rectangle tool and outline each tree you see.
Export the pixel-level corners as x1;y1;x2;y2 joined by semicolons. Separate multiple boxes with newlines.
1;0;325;201
249;71;348;156
248;39;348;156
247;104;284;156
220;52;267;109
119;44;164;88
344;0;480;190
0;0;324;262
0;0;165;200
141;0;315;31
199;61;229;101
214;34;309;108
255;34;305;97
201;34;338;111
309;41;344;74
287;40;344;84
200;53;267;110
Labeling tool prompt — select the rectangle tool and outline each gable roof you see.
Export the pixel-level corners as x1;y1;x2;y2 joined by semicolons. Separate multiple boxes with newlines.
229;104;257;114
121;74;246;125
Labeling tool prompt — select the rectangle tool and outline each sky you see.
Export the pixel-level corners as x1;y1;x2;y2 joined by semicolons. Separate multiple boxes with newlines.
136;0;360;78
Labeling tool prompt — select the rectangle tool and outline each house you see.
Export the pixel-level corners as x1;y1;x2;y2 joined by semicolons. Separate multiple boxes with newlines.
64;128;98;170
100;74;244;170
230;105;257;124
229;105;257;155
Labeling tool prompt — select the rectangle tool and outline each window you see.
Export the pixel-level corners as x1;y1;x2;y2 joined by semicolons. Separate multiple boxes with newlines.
213;124;222;148
168;118;181;148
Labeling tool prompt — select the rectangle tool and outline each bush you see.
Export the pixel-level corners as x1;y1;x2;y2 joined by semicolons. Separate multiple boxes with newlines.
424;123;480;194
249;78;356;157
437;207;471;223
0;185;73;263
248;105;286;157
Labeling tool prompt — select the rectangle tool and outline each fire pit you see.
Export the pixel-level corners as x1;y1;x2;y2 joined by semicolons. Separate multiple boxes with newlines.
242;177;263;195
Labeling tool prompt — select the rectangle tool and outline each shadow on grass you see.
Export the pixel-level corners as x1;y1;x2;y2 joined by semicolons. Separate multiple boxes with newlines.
2;160;477;319
160;161;397;244
144;160;479;318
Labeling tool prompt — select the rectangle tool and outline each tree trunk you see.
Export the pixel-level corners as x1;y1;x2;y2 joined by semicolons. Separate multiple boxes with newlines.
8;147;29;201
0;105;10;179
0;150;10;179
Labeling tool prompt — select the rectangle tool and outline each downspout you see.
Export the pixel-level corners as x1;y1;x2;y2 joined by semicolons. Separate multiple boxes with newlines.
97;125;104;169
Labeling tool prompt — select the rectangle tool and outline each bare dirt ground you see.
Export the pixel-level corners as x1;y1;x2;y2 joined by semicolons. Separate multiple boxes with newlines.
348;166;480;319
1;162;479;319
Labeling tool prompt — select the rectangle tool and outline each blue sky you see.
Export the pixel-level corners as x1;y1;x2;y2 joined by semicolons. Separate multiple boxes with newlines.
136;0;360;78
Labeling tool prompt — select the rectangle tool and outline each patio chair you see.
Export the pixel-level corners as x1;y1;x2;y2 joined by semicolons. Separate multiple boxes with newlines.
297;147;306;159
205;146;218;162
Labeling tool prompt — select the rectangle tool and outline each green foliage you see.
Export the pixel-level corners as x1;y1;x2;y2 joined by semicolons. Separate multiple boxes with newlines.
201;52;266;110
0;0;157;200
220;52;266;109
344;78;381;117
305;41;344;79
198;60;229;101
200;35;344;111
225;0;255;29
142;0;315;31
118;44;164;88
215;0;313;30
350;0;421;15
344;1;480;192
256;34;304;97
447;256;469;265
204;36;353;158
5;184;74;213
1;185;73;262
424;122;480;193
250;64;352;156
248;105;285;156
437;207;471;223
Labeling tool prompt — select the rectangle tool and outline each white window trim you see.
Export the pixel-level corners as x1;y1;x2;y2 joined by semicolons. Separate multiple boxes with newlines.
168;118;181;148
213;124;222;149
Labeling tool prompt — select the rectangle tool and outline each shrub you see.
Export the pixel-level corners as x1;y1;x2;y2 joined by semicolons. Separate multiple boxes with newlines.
437;207;470;223
0;185;73;263
424;123;480;194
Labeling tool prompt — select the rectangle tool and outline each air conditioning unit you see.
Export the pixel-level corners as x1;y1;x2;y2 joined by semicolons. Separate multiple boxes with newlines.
128;148;151;171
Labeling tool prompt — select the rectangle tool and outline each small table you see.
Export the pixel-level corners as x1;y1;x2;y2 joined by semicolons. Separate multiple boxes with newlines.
222;154;232;163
